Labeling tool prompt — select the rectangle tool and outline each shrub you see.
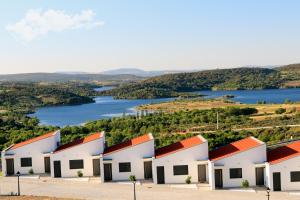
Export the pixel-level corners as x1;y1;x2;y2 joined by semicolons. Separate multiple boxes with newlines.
28;168;34;174
185;176;192;184
275;108;286;114
129;175;136;182
77;170;83;177
242;179;249;188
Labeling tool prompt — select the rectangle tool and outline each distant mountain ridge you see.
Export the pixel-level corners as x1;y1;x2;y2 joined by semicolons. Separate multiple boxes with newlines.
0;73;143;83
100;68;196;77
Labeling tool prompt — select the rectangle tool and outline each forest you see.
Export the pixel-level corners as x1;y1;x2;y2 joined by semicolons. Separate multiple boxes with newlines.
101;65;300;99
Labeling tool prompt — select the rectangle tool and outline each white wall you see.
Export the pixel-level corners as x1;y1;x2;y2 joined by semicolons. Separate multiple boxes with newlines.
266;156;300;191
101;139;154;182
152;141;209;184
50;136;104;178
1;131;60;175
209;144;266;189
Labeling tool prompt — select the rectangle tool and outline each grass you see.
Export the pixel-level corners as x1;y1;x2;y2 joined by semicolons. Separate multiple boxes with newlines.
138;98;300;121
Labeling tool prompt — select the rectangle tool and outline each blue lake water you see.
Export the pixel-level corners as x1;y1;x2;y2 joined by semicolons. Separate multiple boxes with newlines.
29;88;300;127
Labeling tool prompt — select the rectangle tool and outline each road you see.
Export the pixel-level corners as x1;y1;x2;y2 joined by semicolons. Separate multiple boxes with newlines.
1;177;300;200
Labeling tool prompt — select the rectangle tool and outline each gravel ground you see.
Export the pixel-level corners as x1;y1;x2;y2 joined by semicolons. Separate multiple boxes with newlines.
1;176;300;200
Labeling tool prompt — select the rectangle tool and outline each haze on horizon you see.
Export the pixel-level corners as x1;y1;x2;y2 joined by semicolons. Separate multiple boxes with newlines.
0;0;300;74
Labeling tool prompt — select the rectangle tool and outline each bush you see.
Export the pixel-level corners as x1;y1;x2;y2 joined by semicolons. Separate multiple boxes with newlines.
242;179;249;188
275;108;286;114
129;175;136;182
77;170;83;177
185;176;192;184
28;168;34;174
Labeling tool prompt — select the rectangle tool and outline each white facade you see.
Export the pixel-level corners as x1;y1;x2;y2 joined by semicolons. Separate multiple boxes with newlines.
1;130;60;175
50;132;105;178
209;140;267;189
266;155;300;191
152;135;209;184
100;134;155;182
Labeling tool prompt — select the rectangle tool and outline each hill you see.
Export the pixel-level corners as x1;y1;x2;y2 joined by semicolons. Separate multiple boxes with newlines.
100;68;193;77
0;73;143;83
101;67;283;99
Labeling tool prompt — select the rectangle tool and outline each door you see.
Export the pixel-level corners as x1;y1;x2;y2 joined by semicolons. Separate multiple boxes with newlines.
104;163;112;181
6;158;14;176
144;161;152;179
273;172;281;191
255;167;264;186
214;169;223;188
198;164;207;183
44;157;51;173
156;166;165;184
53;161;61;178
93;159;100;176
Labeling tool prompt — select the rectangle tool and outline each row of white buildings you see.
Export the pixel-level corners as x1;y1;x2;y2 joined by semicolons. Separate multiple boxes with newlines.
1;130;300;191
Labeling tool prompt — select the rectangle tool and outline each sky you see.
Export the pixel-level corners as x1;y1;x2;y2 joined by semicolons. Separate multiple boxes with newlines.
0;0;300;74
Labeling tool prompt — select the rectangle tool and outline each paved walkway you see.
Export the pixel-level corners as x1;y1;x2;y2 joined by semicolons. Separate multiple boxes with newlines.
1;177;299;200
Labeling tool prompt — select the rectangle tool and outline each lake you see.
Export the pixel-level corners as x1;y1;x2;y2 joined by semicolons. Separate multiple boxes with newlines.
29;88;300;127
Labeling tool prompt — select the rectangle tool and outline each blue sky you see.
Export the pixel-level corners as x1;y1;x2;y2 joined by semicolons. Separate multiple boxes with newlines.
1;0;300;74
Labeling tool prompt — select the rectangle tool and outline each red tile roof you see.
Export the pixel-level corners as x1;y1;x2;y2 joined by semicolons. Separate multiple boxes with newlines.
209;137;263;161
104;133;153;155
54;132;103;153
267;140;300;165
10;131;58;150
155;135;205;158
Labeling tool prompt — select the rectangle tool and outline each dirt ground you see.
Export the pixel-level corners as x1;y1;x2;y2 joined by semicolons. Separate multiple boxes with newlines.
0;196;79;200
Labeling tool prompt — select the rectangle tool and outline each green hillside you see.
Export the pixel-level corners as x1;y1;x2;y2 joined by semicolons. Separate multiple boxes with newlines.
101;67;283;99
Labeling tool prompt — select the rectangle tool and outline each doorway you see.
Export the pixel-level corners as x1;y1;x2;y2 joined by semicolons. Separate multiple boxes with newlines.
104;163;112;181
53;161;61;178
44;157;51;173
144;161;152;179
156;166;165;184
214;169;223;188
6;158;14;176
93;159;101;176
198;164;207;183
255;167;264;186
273;172;281;191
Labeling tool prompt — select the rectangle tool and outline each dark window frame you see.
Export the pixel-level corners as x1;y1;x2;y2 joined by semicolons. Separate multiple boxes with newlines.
69;159;84;169
230;168;243;179
119;162;131;172
173;165;189;175
291;171;300;182
20;157;32;167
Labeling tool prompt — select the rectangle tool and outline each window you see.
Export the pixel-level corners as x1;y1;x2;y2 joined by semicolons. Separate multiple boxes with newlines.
119;162;131;172
173;165;189;175
69;160;84;169
20;157;32;167
230;168;242;179
291;171;300;182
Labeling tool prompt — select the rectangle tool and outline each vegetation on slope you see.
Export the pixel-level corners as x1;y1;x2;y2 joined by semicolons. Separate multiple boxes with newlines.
2;105;300;151
0;82;100;114
101;68;283;99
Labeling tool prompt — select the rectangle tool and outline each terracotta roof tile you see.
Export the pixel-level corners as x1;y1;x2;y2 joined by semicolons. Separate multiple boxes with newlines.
155;135;205;158
104;133;153;155
209;137;263;161
267;140;300;165
54;132;103;153
10;131;58;150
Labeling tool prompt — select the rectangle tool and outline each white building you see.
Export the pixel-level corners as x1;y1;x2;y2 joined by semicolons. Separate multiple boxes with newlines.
266;140;300;191
152;135;209;184
100;133;154;182
50;132;105;178
208;137;266;189
1;130;60;176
